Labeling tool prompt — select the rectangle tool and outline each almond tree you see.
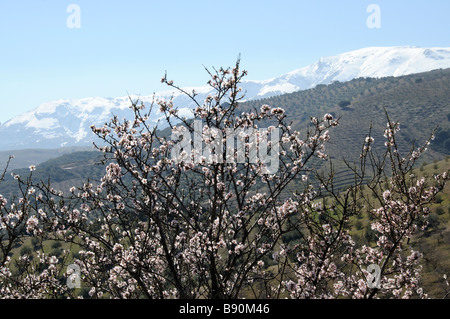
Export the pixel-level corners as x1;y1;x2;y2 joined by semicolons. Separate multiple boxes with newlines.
0;60;447;299
0;159;74;298
14;60;338;299
279;116;448;299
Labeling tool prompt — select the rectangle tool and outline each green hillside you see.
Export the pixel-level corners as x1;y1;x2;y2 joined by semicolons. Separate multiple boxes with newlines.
0;146;94;172
0;151;104;196
410;158;450;297
243;68;450;188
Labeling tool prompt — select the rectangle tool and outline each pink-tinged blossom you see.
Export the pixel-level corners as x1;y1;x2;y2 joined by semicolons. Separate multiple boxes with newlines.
26;216;39;234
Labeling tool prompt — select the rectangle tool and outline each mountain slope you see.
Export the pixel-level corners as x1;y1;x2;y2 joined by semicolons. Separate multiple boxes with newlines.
2;46;450;150
244;67;450;190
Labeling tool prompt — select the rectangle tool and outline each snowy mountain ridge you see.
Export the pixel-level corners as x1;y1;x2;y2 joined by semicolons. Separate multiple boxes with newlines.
1;46;450;150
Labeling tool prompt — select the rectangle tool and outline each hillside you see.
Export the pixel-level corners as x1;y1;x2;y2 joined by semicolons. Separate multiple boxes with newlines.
0;146;94;172
243;68;450;189
409;158;450;297
0;151;104;197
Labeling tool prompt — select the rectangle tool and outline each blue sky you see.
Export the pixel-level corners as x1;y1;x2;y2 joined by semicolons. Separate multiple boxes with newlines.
1;0;450;123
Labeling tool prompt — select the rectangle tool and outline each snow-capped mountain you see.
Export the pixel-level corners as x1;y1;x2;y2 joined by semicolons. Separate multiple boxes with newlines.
252;46;450;97
1;46;450;151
